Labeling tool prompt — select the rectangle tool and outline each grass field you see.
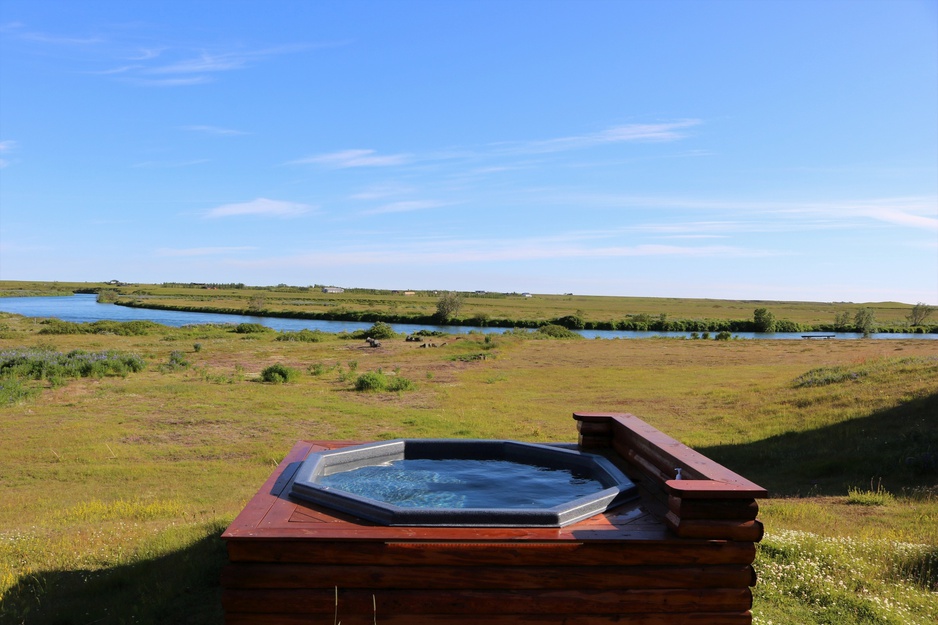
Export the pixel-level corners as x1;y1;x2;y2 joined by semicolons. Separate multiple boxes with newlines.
0;310;936;624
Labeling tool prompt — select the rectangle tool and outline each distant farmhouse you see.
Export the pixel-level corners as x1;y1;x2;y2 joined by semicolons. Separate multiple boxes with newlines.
322;287;345;294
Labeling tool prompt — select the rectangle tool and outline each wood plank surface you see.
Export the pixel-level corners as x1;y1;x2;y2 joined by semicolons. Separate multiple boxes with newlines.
226;539;757;566
223;587;752;614
222;563;756;590
225;612;754;625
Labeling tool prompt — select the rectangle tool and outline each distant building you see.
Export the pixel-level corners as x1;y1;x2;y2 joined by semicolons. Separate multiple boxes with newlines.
522;293;532;298
322;287;345;294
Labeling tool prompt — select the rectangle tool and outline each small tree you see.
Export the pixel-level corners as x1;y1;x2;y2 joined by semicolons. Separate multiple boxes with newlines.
907;302;934;326
854;307;876;337
435;291;462;322
753;308;776;333
833;311;852;332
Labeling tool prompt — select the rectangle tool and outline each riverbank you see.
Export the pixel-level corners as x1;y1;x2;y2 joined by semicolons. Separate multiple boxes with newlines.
2;280;935;335
113;298;938;335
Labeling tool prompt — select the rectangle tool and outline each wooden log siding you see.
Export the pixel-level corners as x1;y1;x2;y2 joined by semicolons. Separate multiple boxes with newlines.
222;413;766;624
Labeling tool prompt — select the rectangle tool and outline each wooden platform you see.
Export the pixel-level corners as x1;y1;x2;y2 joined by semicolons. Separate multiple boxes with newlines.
222;413;766;624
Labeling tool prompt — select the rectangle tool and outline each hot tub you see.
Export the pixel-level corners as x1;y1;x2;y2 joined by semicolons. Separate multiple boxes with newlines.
290;439;638;527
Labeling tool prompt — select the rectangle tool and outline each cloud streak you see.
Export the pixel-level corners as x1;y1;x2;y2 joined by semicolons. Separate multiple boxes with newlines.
507;120;702;154
292;149;411;168
182;125;248;136
364;200;451;215
204;198;314;219
230;233;771;270
0;139;15;168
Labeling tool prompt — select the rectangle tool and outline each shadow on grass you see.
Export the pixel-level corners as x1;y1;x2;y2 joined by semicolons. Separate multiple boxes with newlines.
0;523;227;625
699;391;938;497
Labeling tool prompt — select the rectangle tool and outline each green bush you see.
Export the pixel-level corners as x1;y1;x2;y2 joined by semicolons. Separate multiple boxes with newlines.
37;319;160;336
535;324;583;339
276;329;327;342
234;323;272;334
347;322;397;340
387;376;417;391
0;348;146;383
308;363;327;376
715;331;733;340
354;370;416;392
158;351;189;372
354;371;388;391
0;378;37;405
260;363;300;384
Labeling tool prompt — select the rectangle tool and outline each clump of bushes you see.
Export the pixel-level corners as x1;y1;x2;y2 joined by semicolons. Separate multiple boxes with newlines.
276;329;327;342
0;348;147;390
0;378;38;405
346;322;397;340
234;323;272;334
260;363;301;384
158;351;190;372
354;370;416;392
38;319;161;336
535;324;583;339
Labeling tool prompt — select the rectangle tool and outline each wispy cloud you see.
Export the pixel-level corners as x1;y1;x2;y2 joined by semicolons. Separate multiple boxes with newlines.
182;125;248;136
204;198;314;219
496;120;702;155
292;149;411;168
349;183;415;200
296;121;699;175
4;22;104;46
0;139;15;168
364;200;451;215
853;199;938;232
232;233;770;269
156;246;257;257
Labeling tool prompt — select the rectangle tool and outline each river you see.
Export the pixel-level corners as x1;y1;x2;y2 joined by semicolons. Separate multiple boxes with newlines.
0;294;933;340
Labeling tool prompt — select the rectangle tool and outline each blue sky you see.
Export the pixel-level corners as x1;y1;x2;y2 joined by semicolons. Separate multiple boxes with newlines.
1;0;936;304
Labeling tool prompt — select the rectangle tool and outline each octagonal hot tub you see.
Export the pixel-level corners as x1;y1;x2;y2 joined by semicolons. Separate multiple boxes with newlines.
290;439;638;527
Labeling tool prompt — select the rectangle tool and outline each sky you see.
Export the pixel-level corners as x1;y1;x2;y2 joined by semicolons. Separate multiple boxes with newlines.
1;0;936;304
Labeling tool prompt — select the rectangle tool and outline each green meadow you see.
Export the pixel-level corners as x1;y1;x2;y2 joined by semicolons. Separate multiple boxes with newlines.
0;308;936;623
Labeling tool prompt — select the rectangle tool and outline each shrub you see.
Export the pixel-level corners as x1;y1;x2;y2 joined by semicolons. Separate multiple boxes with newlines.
308;363;327;376
158;351;189;372
234;323;271;334
260;363;300;384
347;322;396;340
276;329;327;342
354;371;388;391
715;331;733;340
0;378;37;405
535;324;582;339
95;290;121;303
354;370;416;392
387;376;417;392
0;348;146;383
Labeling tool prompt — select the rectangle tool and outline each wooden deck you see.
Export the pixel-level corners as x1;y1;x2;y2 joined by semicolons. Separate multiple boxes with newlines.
222;413;766;624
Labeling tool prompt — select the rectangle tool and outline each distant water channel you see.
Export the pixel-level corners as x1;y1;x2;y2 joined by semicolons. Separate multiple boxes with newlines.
0;294;934;340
